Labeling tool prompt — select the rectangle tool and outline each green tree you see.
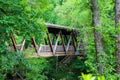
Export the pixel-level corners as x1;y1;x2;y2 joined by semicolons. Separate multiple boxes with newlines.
91;0;105;74
0;0;48;79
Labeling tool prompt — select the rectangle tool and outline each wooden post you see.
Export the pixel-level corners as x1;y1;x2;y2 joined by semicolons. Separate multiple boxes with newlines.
20;39;26;52
47;33;53;53
66;36;71;54
53;31;61;54
11;34;17;51
37;45;42;55
31;37;38;53
60;33;66;52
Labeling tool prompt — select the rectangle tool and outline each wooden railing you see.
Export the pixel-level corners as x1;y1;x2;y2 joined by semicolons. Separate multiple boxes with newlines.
8;33;83;57
37;45;75;56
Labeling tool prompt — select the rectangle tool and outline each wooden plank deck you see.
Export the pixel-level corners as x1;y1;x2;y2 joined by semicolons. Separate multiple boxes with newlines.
38;45;74;52
8;45;83;58
26;51;83;58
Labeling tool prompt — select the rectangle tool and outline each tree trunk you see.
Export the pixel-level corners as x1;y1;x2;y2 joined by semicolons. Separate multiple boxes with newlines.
115;0;120;73
91;0;105;74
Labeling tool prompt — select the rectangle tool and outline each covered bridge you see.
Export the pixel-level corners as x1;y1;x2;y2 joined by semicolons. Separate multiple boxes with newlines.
10;23;83;57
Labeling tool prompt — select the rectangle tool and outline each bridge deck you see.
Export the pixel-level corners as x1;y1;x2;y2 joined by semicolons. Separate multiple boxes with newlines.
38;45;74;52
25;45;82;58
8;45;83;57
26;52;83;58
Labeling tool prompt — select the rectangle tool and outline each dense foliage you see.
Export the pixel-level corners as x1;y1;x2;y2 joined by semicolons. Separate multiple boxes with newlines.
0;0;47;79
0;0;120;80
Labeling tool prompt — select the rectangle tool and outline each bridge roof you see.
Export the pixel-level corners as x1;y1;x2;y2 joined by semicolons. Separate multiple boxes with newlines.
46;23;77;35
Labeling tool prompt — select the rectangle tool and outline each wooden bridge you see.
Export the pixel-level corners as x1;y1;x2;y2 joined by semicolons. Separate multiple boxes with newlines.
9;23;84;57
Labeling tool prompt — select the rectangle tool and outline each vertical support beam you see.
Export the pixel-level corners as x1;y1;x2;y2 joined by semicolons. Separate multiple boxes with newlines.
20;39;26;52
31;37;38;53
66;36;71;54
47;33;53;53
37;45;42;55
11;34;17;51
60;33;66;52
53;31;61;54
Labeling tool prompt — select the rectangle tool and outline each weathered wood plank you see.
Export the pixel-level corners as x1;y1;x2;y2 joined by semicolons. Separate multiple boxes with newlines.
26;51;82;58
31;37;38;53
11;34;17;51
53;31;61;54
38;45;73;52
37;45;42;55
47;33;53;53
60;33;66;52
66;36;71;54
46;23;77;31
